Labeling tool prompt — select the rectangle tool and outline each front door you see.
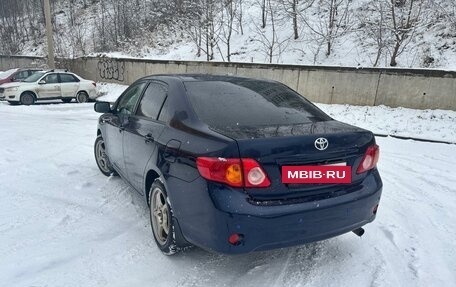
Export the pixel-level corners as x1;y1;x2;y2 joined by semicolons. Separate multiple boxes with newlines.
123;82;168;193
36;73;61;99
103;81;147;176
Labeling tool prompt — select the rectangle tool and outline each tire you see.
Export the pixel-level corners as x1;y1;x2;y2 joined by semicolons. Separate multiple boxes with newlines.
94;135;116;176
149;180;179;255
76;91;89;103
62;98;72;103
20;92;35;105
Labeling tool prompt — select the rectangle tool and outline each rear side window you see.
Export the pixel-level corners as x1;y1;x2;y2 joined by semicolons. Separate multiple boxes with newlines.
184;80;330;129
158;97;171;123
136;83;167;120
60;73;79;83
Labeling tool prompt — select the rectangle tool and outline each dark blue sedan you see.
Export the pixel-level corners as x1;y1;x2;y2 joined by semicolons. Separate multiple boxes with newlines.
94;74;382;255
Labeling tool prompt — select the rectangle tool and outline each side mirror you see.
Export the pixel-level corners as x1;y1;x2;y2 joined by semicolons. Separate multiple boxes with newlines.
38;80;46;85
10;78;15;82
94;101;111;113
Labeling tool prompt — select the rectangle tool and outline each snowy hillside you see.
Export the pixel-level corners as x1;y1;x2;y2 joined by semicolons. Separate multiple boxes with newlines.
1;0;456;70
1;91;455;286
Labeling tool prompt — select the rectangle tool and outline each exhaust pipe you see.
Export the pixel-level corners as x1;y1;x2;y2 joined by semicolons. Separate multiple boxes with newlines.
352;227;365;237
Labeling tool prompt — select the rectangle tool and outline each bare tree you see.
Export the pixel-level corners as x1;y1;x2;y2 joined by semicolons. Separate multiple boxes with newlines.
253;0;289;63
262;0;267;28
0;0;44;54
280;0;315;40
182;0;223;61
236;0;244;35
356;1;389;66
387;0;426;66
219;0;240;61
302;0;352;57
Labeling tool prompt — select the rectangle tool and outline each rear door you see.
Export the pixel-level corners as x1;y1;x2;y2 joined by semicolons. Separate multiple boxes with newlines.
36;73;61;99
102;81;147;176
123;81;168;194
59;73;80;98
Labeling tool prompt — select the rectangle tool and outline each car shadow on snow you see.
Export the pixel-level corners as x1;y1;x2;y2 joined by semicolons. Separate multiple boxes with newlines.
167;238;352;286
3;100;94;106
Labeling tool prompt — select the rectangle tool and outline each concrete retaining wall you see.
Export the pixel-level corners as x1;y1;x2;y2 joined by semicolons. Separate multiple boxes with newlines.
1;55;455;110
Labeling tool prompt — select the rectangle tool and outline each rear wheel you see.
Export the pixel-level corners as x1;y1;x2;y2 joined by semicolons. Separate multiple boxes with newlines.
62;98;72;103
94;135;116;176
20;92;35;105
149;180;179;255
76;91;89;103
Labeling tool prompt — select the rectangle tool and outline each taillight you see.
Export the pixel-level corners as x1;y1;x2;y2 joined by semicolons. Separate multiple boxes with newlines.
356;144;380;174
196;157;270;188
242;158;271;187
196;157;243;187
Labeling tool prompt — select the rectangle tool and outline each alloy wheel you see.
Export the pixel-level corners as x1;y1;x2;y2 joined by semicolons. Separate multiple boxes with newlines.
150;187;171;245
95;138;111;173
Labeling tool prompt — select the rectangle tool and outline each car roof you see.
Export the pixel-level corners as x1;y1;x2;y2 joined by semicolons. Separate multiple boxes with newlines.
18;68;42;71
140;74;277;83
44;69;70;73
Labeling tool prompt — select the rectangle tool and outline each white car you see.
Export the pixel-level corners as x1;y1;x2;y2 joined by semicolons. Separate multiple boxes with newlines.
0;70;98;105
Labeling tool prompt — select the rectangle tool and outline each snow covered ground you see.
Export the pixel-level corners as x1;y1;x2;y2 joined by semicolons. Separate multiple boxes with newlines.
1;92;455;286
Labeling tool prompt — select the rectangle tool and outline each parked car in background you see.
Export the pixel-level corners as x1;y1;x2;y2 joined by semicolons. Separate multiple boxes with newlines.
0;68;42;85
0;70;98;105
93;74;383;255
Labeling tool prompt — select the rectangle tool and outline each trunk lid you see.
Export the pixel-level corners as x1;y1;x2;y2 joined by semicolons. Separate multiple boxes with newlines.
215;120;375;203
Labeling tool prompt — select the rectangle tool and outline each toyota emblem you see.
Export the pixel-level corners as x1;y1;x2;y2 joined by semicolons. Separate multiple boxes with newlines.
314;138;329;151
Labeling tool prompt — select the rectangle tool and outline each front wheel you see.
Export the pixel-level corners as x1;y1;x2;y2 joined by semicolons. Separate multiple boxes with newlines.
149;180;179;255
94;135;116;176
20;92;35;105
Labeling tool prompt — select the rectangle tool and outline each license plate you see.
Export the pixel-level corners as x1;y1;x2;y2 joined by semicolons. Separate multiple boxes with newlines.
282;164;352;184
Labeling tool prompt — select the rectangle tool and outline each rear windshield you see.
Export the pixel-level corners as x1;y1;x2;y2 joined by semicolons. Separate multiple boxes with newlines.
0;69;17;80
184;80;330;129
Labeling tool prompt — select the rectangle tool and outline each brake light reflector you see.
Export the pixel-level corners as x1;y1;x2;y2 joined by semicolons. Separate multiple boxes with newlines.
356;144;380;174
228;233;244;245
196;157;270;188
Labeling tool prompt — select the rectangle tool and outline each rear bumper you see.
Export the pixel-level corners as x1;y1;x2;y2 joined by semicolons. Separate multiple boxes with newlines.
169;170;382;254
88;89;100;100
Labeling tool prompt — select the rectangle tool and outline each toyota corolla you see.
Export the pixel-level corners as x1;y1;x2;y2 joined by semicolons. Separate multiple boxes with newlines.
93;74;383;255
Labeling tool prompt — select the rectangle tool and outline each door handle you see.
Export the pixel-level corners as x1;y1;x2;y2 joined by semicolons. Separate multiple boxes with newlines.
144;134;154;143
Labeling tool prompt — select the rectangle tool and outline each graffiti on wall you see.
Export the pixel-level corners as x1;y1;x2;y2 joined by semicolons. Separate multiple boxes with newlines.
97;58;125;81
